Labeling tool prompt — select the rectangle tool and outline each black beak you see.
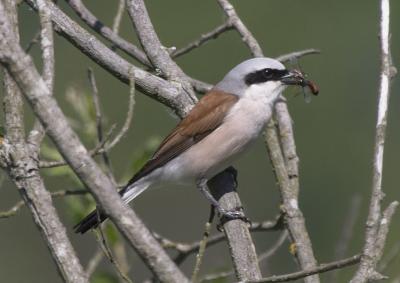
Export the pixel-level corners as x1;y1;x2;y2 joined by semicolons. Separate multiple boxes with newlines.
280;69;319;95
280;69;305;86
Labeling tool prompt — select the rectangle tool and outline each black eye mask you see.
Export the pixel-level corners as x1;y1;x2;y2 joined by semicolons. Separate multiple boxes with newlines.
244;68;289;85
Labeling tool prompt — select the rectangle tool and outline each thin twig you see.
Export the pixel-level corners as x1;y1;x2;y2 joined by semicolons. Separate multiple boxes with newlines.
26;0;195;118
378;242;400;272
126;0;197;103
0;189;88;218
217;0;263;57
275;49;321;63
329;194;362;283
39;124;116;168
65;0;150;66
24;29;40;52
153;216;282;265
351;0;398;281
85;247;104;277
172;21;233;58
251;254;361;283
112;0;125;34
27;0;55;151
258;231;289;264
104;72;136;151
94;225;133;283
191;222;212;282
88;68;116;184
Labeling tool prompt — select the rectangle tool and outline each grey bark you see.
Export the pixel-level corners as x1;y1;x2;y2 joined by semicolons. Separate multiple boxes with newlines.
0;4;189;282
0;1;87;282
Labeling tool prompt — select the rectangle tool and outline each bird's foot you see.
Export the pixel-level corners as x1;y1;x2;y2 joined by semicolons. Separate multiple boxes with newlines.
217;206;251;231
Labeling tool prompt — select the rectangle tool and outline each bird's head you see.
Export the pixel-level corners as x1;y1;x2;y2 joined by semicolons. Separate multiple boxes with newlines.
215;57;318;100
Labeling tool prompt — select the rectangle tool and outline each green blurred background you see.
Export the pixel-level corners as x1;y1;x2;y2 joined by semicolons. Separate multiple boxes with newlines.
0;0;399;282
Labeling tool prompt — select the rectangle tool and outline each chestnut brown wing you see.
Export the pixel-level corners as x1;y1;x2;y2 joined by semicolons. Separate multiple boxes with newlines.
125;90;238;186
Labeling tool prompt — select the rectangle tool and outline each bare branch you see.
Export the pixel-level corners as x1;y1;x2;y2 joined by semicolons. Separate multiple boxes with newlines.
27;0;55;151
125;0;197;104
94;225;133;283
351;0;398;281
378;242;400;272
217;0;263;57
0;2;87;282
65;0;150;66
276;49;321;63
252;254;361;283
200;231;288;282
153;216;282;265
265;106;319;283
0;189;87;219
24;29;40;52
85;247;104;277
87;68;116;185
25;0;195;117
208;169;262;281
112;0;125;35
0;9;189;282
171;21;233;58
216;1;321;280
258;231;289;264
329;194;362;283
191;222;212;282
39;124;116;168
105;73;136;151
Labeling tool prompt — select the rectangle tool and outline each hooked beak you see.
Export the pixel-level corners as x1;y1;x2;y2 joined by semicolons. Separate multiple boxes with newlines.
280;69;305;86
280;69;319;95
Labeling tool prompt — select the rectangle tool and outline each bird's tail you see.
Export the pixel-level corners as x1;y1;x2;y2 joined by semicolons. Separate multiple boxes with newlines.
74;180;150;234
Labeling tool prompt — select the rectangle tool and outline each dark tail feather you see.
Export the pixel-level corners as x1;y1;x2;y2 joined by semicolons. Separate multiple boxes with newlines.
74;209;107;234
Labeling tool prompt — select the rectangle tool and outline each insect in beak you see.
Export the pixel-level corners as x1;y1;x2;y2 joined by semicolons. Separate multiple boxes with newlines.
280;69;319;102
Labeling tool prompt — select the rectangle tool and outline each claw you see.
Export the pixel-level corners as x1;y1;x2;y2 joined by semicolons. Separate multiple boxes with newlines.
216;207;251;231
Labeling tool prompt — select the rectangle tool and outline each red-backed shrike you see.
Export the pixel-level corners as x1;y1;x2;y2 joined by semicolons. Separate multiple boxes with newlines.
75;57;318;233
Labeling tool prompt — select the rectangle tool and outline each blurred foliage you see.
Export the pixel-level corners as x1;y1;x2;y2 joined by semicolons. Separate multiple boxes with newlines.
91;272;119;283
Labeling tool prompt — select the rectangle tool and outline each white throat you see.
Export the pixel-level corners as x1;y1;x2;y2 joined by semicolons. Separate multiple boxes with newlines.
242;81;286;103
225;81;286;140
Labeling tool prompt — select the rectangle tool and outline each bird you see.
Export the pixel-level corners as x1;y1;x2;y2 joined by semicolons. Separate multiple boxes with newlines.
74;57;317;234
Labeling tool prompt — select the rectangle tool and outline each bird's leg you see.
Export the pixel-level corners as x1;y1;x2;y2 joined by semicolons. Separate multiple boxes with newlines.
196;178;247;222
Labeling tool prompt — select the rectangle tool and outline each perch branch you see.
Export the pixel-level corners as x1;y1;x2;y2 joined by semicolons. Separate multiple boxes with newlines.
208;169;262;281
200;231;288;282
